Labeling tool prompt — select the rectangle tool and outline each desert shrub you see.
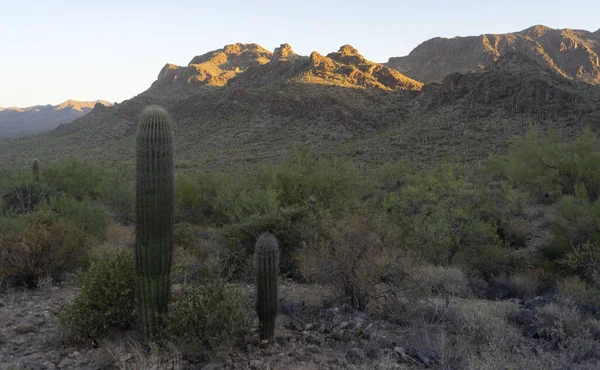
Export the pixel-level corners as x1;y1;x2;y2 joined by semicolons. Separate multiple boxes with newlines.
258;147;364;215
508;271;542;299
42;158;106;200
104;223;134;250
1;181;53;214
0;214;31;235
60;246;136;343
551;197;600;257
513;302;600;362
174;222;198;249
411;265;472;298
165;258;252;351
444;300;522;352
382;164;509;276
559;276;600;318
223;205;312;277
0;220;89;287
297;212;400;310
174;172;228;223
500;126;600;202
97;164;135;225
558;242;600;286
46;195;110;239
212;183;280;225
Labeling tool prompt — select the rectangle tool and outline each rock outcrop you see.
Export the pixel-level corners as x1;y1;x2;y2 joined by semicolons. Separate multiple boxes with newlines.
386;25;600;85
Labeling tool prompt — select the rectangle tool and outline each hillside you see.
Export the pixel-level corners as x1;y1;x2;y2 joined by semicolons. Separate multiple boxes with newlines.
386;25;600;85
0;100;112;138
0;42;598;172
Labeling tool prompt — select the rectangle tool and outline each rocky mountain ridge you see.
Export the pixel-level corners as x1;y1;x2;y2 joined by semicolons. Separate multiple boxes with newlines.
385;25;600;85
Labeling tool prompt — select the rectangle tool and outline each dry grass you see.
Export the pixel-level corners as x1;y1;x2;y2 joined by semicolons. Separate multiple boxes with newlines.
101;337;181;370
409;265;472;298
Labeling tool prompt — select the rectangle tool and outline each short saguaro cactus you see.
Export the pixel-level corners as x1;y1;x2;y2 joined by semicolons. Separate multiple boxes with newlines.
134;105;175;341
32;159;39;183
254;232;280;343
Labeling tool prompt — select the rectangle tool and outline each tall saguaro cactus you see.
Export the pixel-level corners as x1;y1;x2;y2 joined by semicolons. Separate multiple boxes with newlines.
134;105;175;341
255;233;280;342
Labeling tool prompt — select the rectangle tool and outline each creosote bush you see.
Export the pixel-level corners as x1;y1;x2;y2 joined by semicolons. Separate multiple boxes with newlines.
60;246;136;343
298;213;400;310
165;257;252;351
0;219;89;287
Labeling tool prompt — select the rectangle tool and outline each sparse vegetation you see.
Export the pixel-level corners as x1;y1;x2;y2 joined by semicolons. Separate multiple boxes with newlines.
2;118;600;368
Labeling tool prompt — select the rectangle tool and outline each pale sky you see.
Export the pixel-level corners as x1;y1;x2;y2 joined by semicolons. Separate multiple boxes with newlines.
0;0;598;107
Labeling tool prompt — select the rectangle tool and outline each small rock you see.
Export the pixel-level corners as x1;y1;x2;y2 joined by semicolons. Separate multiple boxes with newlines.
285;320;304;332
69;351;81;357
58;358;74;369
302;331;324;345
247;338;260;347
341;331;354;343
14;325;38;334
201;364;219;370
41;360;56;370
325;307;340;318
340;320;356;330
523;295;554;310
276;336;288;346
364;345;379;359
278;298;304;315
346;348;365;363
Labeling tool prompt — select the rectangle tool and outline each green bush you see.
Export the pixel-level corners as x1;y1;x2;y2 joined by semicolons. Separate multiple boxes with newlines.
97;164;135;225
59;247;136;342
45;196;110;239
42;158;106;201
0;214;32;235
213;184;280;226
223;205;313;276
165;258;252;350
552;196;600;255
382;164;507;275
501;126;600;201
175;172;226;223
258;147;364;214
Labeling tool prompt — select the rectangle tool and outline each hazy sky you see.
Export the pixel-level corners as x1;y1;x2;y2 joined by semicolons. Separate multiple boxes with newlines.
1;0;598;107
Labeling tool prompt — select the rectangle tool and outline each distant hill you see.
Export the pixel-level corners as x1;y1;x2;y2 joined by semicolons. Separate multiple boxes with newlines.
385;25;600;85
0;100;112;138
0;38;598;172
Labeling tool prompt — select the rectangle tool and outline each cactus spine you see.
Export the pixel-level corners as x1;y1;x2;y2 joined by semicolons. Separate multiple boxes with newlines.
254;233;279;342
134;105;175;341
32;159;39;183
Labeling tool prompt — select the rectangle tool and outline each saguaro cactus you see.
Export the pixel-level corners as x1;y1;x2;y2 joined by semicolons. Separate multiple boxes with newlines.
254;232;279;342
32;159;39;183
134;105;175;340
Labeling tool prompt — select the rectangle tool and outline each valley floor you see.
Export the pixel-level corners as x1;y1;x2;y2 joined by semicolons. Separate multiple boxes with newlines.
2;278;599;370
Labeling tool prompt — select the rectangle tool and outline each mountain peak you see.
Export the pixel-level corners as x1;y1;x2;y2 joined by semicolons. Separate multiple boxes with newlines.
337;44;361;56
188;43;271;66
154;43;272;87
55;100;112;111
327;45;366;65
521;24;551;37
272;43;297;61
